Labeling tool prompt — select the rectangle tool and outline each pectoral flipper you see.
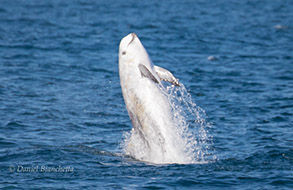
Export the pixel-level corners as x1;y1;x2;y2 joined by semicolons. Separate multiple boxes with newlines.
154;66;180;86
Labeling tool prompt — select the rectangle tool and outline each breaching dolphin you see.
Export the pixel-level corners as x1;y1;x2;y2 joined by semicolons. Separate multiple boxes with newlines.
119;33;188;163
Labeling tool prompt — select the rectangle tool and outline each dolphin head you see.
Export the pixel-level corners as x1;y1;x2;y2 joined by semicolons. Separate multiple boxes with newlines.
119;33;152;68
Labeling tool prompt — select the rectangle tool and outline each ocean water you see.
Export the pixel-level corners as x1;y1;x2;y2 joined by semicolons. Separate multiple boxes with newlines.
0;0;292;189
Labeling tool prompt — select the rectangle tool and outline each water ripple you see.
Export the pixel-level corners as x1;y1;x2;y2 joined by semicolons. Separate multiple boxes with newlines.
0;0;292;189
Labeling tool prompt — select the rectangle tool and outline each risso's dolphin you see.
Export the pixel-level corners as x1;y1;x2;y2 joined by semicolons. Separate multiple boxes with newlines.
119;33;187;163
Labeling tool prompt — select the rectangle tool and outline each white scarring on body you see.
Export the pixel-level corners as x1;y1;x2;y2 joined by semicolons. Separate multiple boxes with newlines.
119;33;213;164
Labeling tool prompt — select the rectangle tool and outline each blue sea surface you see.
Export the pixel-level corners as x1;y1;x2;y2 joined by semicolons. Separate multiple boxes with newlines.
0;0;292;189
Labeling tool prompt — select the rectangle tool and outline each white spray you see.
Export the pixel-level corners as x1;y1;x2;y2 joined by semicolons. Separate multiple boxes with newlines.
123;83;213;164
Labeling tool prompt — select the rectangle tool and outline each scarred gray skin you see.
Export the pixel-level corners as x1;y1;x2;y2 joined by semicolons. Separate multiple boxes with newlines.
119;33;181;161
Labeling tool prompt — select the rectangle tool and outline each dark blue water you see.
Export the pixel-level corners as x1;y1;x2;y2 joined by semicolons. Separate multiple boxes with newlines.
1;0;292;189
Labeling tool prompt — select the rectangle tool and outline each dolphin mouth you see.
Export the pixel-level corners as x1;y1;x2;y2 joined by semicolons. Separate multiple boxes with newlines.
128;33;137;46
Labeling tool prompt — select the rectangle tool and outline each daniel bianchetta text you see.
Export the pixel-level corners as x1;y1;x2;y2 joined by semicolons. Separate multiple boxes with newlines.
9;165;74;173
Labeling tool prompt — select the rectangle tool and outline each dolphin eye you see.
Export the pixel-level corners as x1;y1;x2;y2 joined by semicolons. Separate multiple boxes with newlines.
122;51;126;55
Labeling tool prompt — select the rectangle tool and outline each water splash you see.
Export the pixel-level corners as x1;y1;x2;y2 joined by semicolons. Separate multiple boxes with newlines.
122;82;215;164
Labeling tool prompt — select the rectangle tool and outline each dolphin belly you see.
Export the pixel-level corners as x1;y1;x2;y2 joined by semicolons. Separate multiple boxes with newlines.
123;78;169;153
